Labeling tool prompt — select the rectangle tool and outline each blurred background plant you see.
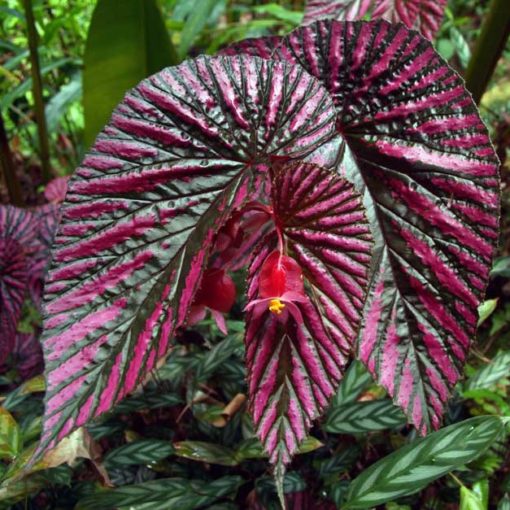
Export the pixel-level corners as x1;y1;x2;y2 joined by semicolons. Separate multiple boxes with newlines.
1;0;510;509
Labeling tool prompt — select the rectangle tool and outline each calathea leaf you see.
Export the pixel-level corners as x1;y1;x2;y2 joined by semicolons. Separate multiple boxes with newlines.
331;360;372;407
245;163;372;470
344;416;505;509
76;475;243;510
324;399;406;433
228;19;500;434
303;0;447;40
36;55;338;460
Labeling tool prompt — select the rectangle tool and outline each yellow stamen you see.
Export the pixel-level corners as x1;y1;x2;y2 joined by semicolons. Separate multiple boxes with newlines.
268;298;285;315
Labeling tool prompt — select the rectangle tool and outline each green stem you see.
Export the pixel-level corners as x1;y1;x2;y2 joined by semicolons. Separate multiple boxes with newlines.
0;113;24;206
464;0;510;104
23;0;52;183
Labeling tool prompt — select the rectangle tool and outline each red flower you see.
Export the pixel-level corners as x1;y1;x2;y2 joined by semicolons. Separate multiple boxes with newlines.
188;268;236;334
245;250;307;323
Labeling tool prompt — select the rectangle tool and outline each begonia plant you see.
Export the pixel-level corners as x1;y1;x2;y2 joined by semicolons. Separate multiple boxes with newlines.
28;16;500;504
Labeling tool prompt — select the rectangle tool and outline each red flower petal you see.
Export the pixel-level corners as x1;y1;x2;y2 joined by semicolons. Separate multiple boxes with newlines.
258;250;305;299
193;269;236;313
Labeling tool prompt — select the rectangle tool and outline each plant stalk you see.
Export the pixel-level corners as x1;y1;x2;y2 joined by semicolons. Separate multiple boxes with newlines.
0;113;23;206
465;0;510;104
23;0;52;183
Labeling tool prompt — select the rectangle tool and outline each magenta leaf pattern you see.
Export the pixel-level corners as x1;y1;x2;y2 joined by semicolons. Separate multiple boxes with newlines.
35;54;338;458
303;0;447;40
245;162;371;469
0;206;37;365
304;0;373;25
0;204;60;376
225;20;500;434
372;0;448;40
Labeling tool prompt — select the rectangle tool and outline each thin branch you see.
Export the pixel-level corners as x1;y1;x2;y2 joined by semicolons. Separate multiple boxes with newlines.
0;112;24;206
465;0;510;104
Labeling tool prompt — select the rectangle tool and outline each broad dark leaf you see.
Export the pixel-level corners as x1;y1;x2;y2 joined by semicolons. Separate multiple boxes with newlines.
38;55;337;458
245;163;372;467
83;0;177;146
228;20;500;434
303;0;447;40
174;441;238;466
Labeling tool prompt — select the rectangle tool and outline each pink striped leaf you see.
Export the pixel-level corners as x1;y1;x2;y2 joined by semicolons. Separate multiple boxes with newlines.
303;0;373;25
0;204;60;372
36;55;338;458
303;0;447;40
372;0;448;40
8;205;61;380
231;20;500;434
245;162;372;470
0;206;37;366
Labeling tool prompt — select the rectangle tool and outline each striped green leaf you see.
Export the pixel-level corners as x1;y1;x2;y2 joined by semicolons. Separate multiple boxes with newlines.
324;400;406;434
464;351;510;391
331;361;373;407
344;416;505;509
76;476;243;510
314;445;360;479
195;334;243;382
104;439;174;468
256;471;306;496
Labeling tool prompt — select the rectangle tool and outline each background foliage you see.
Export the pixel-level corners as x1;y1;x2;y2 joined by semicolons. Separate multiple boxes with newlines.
1;0;510;509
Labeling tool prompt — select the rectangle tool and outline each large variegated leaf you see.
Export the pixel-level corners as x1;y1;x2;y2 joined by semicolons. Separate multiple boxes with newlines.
245;163;372;468
37;55;337;457
303;0;447;40
228;20;500;434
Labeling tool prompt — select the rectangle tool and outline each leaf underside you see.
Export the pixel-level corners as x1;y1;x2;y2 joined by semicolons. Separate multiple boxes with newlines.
245;162;372;466
83;0;177;146
227;20;500;434
303;0;447;40
37;54;338;458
